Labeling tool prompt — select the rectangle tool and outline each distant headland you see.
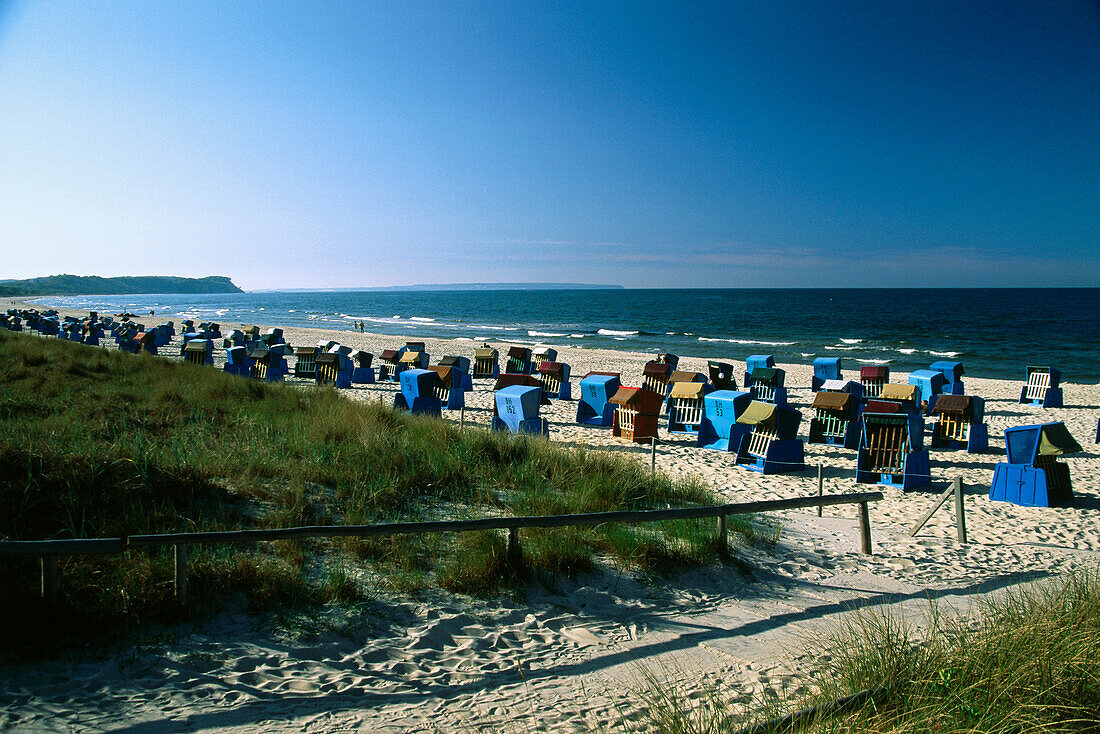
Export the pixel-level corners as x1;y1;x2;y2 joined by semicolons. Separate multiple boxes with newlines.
254;282;624;293
0;275;243;297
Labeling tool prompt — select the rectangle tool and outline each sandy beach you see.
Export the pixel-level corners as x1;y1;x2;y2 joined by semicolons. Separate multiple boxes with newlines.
2;298;1099;733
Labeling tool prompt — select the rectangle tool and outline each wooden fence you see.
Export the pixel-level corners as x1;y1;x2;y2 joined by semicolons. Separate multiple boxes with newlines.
1;491;883;605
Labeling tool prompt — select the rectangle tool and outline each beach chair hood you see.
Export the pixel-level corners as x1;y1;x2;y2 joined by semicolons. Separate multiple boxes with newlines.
670;381;706;399
812;391;851;411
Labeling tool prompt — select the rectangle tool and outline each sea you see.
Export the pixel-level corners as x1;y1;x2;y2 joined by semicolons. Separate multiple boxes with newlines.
31;288;1100;382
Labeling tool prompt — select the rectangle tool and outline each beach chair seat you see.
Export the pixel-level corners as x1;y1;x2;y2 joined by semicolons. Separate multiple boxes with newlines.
812;357;843;392
427;365;464;410
576;373;620;426
473;346;499;379
930;395;988;453
504;346;532;375
991;422;1081;507
707;361;736;391
536;361;571;400
734;401;804;474
746;366;788;407
1019;367;1063;408
378;349;401;382
856;410;930;490
316;352;352;388
294;346;319;378
183;338;214;367
808;389;860;449
859;365;889;399
610;387;663;444
667;381;709;434
394;368;443;416
490;385;549;437
641;361;673;395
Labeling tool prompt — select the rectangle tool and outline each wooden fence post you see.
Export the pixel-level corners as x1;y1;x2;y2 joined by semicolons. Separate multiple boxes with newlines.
174;544;188;604
41;555;58;607
817;464;823;517
460;406;465;430
718;514;728;557
954;477;967;544
858;502;872;555
650;437;657;474
507;527;521;565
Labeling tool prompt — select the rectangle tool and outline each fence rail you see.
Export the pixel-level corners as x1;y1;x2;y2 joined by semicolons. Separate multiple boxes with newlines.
1;491;883;605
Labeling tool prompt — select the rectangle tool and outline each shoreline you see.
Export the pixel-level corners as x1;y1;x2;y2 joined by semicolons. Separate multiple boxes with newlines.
3;295;1100;731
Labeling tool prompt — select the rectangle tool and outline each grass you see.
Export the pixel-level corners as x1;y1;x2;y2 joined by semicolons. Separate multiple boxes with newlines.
0;329;751;652
632;569;1100;733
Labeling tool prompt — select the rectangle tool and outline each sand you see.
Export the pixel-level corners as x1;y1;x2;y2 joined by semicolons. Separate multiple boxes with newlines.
2;298;1099;732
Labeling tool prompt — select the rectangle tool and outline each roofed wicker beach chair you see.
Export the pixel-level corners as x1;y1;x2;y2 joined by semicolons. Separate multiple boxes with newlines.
394;368;442;416
490;385;549;437
930;395;989;453
576;372;620;426
991;422;1081;506
504;346;532;375
856;402;930;490
859;365;889;399
610;386;663;444
472;345;499;379
1019;367;1063;408
734;400;805;474
707;361;736;391
807;379;863;449
812;357;842;392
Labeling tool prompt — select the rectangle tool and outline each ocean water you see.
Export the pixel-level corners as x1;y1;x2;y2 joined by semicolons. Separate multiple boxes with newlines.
32;288;1100;381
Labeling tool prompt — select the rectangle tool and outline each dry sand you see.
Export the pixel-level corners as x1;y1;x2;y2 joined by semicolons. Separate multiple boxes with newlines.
2;299;1099;732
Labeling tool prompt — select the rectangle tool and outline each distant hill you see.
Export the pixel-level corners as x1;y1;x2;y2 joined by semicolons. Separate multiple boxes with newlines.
0;275;243;296
257;282;624;293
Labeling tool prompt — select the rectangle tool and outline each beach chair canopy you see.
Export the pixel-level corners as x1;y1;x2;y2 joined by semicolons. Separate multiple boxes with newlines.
821;379;848;392
643;362;672;378
427;365;454;387
440;355;462;367
405;341;426;351
248;347;270;361
610;387;664;412
931;394;973;418
860;365;889;380
296;345;318;356
507;346;530;358
380;349;399;361
737;400;776;428
881;384;918;402
399;351;422;364
538;361;565;376
350;350;373;367
1005;422;1082;464
475;347;497;358
750;366;778;382
584;371;620;379
669;370;705;384
812;391;851;411
930;360;964;382
865;400;904;414
670;381;706;400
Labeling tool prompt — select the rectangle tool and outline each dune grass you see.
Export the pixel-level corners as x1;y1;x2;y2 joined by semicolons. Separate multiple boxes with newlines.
634;569;1100;733
0;329;750;651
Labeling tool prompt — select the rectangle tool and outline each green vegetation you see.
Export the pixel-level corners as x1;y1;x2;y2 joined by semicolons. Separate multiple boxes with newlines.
0;273;242;295
0;329;745;652
633;570;1100;733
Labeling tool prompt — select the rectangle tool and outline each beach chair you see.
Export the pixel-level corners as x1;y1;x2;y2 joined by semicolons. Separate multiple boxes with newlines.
930;361;965;396
427;365;464;410
743;355;774;386
492;374;550;411
641;360;673;396
667;381;711;435
734;401;805;474
990;422;1081;507
576;372;621;426
856;406;930;490
1019;367;1063;408
536;361;571;400
812;357;843;392
394;368;443;416
294;346;319;378
399;342;429;369
316;352;352;388
908;369;946;414
610;387;663;444
439;356;473;391
134;331;158;355
350;351;375;384
223;346;250;377
655;353;680;370
183;339;214;367
696;390;752;452
746;366;788;406
473;346;499;379
665;371;707;411
490;385;549;437
707;361;736;391
505;346;532;375
248;347;283;382
807;381;862;449
378;349;401;381
859;365;889;400
532;346;558;372
930;395;988;453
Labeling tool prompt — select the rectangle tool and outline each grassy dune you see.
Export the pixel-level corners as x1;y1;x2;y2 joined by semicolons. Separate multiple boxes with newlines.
0;329;738;650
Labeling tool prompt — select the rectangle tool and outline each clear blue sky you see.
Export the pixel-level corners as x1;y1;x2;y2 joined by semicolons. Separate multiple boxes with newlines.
1;1;1097;289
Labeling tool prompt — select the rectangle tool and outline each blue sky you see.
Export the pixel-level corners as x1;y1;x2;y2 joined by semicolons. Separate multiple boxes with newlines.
0;1;1097;289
